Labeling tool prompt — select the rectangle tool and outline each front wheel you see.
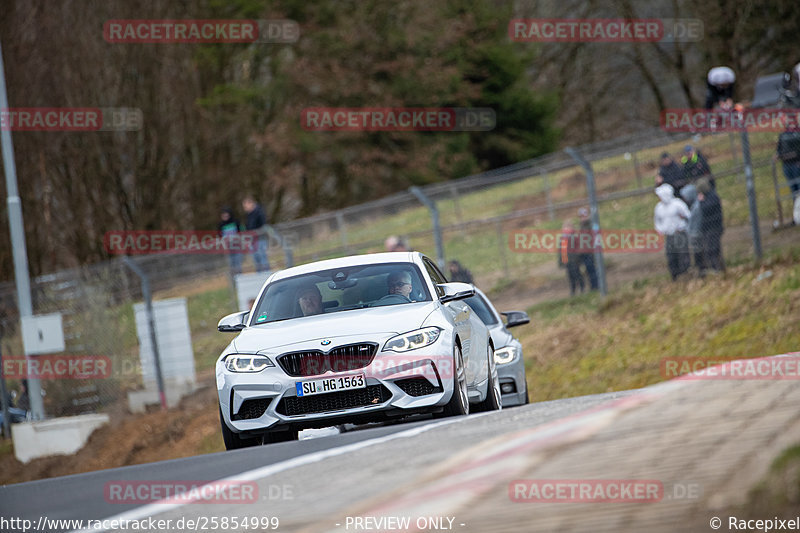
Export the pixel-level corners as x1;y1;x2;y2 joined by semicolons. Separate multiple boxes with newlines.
219;408;261;450
439;344;469;417
475;343;502;412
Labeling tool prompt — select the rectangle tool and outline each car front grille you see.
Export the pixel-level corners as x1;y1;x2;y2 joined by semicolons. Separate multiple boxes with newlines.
276;385;391;416
394;378;443;397
231;397;272;421
278;343;378;377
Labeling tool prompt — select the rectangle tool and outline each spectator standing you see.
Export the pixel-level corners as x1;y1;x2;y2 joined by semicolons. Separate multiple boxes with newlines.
576;208;598;291
775;125;800;198
16;380;30;412
680;184;706;278
681;145;715;190
557;221;584;296
384;235;409;252
697;178;725;273
447;260;474;284
242;196;270;272
218;207;243;276
654;184;691;281
656;152;685;190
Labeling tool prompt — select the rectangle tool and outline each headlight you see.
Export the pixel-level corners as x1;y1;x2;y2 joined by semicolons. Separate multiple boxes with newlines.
384;327;442;352
494;346;518;365
225;354;274;372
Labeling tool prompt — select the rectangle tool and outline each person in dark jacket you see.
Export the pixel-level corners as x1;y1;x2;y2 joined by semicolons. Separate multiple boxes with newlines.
447;260;473;284
775;126;800;198
656;153;686;191
242;196;270;272
218;207;243;275
681;145;715;190
697;178;725;273
558;221;584;296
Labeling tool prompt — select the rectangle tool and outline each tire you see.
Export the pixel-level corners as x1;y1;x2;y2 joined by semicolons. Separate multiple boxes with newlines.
475;343;502;412
523;381;530;405
219;408;261;450
439;344;469;417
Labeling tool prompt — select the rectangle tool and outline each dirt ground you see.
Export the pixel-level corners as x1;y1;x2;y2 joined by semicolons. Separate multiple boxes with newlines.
0;369;222;485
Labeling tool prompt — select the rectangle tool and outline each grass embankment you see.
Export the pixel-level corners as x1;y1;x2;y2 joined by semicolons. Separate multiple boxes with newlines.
518;247;800;401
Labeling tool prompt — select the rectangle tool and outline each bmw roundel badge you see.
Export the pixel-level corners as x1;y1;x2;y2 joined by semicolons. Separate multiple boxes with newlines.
321;339;331;346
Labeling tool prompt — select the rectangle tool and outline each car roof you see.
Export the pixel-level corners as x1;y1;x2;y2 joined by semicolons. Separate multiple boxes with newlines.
269;251;422;281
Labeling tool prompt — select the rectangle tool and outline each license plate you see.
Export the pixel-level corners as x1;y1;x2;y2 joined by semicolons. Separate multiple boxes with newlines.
295;373;366;397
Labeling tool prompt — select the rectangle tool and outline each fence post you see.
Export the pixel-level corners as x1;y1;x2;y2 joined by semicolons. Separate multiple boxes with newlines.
0;337;11;438
729;132;739;169
565;147;607;296
449;184;463;227
409;186;445;270
740;131;763;260
771;158;784;228
335;212;349;252
121;256;167;411
495;220;510;278
632;151;643;189
543;171;555;221
264;225;294;268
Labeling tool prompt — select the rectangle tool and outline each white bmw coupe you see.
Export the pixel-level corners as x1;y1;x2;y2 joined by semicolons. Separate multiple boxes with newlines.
216;252;501;449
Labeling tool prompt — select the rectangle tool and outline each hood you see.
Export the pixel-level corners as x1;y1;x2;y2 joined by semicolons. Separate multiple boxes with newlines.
655;184;675;203
232;301;438;353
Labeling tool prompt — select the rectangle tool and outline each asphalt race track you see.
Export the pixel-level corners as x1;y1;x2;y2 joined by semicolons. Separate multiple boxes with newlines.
4;364;800;533
0;391;633;532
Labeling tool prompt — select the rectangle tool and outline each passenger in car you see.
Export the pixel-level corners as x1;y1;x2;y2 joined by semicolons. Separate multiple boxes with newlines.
297;285;324;316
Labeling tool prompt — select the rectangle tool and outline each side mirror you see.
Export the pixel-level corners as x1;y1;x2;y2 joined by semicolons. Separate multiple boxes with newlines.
437;282;475;303
218;311;249;332
502;311;530;328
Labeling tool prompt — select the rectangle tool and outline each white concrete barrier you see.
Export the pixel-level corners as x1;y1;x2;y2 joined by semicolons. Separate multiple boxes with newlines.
11;414;110;463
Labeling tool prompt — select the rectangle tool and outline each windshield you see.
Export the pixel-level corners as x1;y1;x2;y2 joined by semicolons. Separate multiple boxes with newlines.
464;294;500;326
251;262;431;324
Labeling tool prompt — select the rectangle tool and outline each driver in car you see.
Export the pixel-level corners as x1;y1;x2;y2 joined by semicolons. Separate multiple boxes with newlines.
297;285;324;316
387;271;413;301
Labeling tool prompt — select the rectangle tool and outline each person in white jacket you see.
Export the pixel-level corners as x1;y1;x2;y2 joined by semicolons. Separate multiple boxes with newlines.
654;184;691;281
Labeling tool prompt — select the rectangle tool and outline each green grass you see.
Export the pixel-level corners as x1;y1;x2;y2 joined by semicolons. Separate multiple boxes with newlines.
518;252;800;401
186;286;237;371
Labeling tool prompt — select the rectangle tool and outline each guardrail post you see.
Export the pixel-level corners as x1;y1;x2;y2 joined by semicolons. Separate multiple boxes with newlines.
121;256;167;411
335;212;349;252
565;147;608;296
263;225;294;268
0;337;11;437
409;186;445;270
543;171;555;221
740;131;762;260
495;220;510;278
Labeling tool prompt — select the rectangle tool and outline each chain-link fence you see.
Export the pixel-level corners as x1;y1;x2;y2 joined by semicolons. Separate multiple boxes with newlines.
0;126;797;420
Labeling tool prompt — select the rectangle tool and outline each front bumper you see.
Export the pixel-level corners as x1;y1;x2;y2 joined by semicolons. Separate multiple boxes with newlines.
217;345;457;433
497;352;527;407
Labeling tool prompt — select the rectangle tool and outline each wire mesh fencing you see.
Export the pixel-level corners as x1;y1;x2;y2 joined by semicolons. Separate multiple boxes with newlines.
0;127;797;420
